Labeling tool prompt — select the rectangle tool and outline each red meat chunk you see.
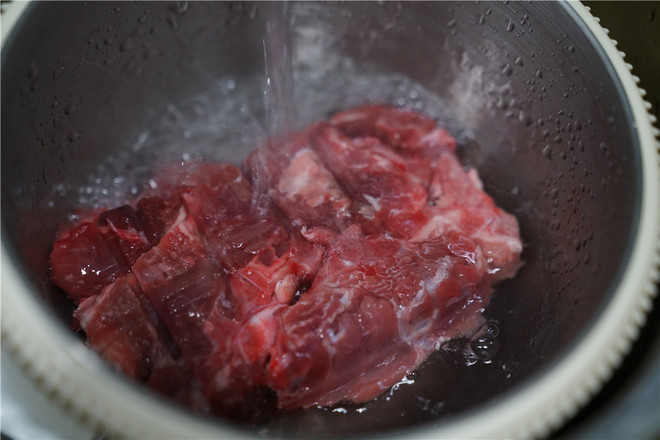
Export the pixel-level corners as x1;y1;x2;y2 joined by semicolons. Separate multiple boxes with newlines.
74;276;190;401
267;227;489;409
50;221;125;303
50;105;523;419
330;104;456;153
308;123;429;238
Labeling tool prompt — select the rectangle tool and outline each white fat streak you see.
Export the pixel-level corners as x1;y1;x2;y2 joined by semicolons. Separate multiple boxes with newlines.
277;148;349;210
274;274;297;304
363;194;382;211
172;205;189;229
358;205;375;220
420;259;451;293
277;149;317;198
410;211;462;242
471;216;523;256
397;257;452;348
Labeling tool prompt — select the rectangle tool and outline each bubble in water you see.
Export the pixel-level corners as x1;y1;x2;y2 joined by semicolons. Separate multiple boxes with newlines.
479;322;500;338
462;321;501;364
464;349;478;366
501;361;519;380
470;335;500;361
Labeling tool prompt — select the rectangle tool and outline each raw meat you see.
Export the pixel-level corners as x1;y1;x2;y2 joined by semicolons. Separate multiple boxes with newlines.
50;105;522;420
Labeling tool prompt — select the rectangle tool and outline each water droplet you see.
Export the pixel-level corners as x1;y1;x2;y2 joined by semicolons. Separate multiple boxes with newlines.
502;64;513;76
505;19;514;32
138;14;147;24
68;131;82;142
28;62;39;79
535;69;543;79
167;15;178;30
447;18;457;28
120;38;133;52
224;78;236;91
173;1;189;15
143;48;157;60
65;101;77;115
514;56;523;66
248;4;258;20
542;144;552;159
518;110;531;126
477;14;485;25
567;45;576;53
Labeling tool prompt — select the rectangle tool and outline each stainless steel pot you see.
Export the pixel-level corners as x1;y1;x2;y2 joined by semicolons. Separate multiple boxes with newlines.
2;2;658;438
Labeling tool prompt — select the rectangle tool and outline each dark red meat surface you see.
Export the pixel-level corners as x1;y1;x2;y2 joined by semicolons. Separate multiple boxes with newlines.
50;105;522;419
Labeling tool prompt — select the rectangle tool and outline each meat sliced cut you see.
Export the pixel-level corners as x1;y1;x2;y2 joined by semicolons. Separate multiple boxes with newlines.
308;123;429;238
273;147;352;231
266;226;489;409
50;221;125;303
73;276;191;401
50;104;523;420
330;104;456;153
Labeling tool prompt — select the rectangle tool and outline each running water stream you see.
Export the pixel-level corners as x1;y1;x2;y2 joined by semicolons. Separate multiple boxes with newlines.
262;2;296;138
252;2;297;211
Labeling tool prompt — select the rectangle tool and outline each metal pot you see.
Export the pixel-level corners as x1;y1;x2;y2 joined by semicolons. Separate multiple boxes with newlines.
2;2;658;438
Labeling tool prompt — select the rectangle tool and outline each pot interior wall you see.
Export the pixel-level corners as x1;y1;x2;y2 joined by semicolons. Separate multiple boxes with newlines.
1;1;640;435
